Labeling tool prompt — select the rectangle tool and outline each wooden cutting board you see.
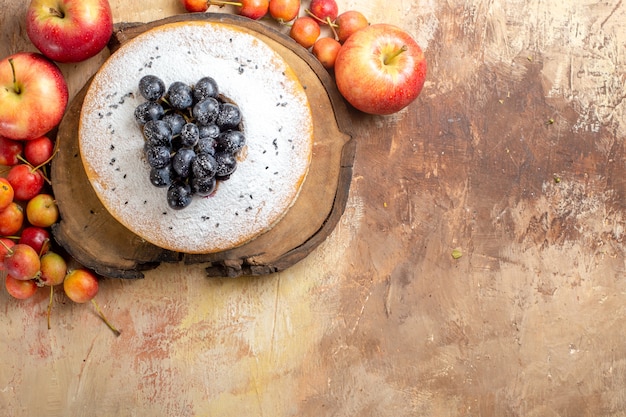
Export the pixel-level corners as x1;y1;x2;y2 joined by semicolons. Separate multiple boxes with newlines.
51;13;355;279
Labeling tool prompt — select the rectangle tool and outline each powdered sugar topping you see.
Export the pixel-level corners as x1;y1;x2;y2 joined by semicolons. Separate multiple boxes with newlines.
79;21;313;254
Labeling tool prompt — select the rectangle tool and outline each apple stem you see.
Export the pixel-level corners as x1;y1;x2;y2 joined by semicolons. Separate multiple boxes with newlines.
384;45;408;65
8;58;20;94
47;7;64;18
91;299;121;336
47;285;54;330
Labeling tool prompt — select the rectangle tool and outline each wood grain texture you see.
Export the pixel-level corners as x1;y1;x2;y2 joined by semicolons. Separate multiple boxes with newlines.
2;0;626;416
51;13;355;278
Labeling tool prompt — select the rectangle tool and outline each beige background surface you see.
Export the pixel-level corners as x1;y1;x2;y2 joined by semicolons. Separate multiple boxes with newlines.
2;0;626;416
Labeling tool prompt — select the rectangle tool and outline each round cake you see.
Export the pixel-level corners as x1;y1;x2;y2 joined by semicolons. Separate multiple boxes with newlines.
79;21;314;254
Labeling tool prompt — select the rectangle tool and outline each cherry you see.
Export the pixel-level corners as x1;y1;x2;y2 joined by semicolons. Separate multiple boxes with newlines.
0;201;24;236
306;0;338;25
6;163;45;201
207;0;269;20
5;274;38;300
26;193;59;228
269;0;300;23
19;226;51;255
0;137;23;166
39;251;67;286
181;0;209;12
0;177;14;211
290;16;321;49
2;242;41;281
335;10;369;43
0;237;16;271
23;135;55;167
312;37;341;69
64;268;121;336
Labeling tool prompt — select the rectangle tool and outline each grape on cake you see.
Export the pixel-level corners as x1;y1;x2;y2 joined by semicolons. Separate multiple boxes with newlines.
78;21;314;254
134;74;246;210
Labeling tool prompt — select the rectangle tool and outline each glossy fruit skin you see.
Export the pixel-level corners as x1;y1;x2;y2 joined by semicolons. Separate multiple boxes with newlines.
335;10;369;43
181;0;209;12
63;268;99;303
0;53;69;140
309;0;338;24
290;16;321;49
269;0;300;22
7;164;45;201
5;274;38;300
0;237;16;271
312;37;341;69
3;243;41;281
236;0;269;20
26;0;114;63
26;193;59;228
0;137;23;165
0;202;24;236
0;177;14;211
24;135;54;167
334;24;427;115
19;226;51;255
39;251;67;286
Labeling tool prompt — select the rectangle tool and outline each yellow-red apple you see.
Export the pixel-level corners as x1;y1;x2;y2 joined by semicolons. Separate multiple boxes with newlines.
334;24;427;115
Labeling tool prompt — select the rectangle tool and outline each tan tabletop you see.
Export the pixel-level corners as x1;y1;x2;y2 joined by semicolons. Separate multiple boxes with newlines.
1;0;626;416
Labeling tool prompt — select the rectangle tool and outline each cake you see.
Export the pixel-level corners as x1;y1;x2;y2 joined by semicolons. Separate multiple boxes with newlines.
79;21;314;254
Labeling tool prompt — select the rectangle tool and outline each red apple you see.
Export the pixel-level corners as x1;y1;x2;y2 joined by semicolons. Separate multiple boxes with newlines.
26;0;113;63
63;268;99;303
0;53;68;140
334;24;427;115
24;135;54;167
0;137;24;165
7;164;45;201
26;193;59;228
181;0;209;12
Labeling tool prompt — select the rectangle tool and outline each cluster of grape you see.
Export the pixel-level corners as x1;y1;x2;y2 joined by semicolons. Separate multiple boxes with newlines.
134;75;246;210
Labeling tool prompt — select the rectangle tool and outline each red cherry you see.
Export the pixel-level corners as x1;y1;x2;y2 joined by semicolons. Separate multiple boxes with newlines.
290;16;321;49
3;243;41;281
7;164;45;201
0;137;23;166
5;274;38;300
24;135;54;167
19;226;51;255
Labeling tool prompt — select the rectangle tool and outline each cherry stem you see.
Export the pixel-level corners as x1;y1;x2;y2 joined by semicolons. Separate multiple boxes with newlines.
0;239;12;253
91;299;121;336
8;58;20;94
207;0;242;7
328;17;339;40
384;45;408;65
47;285;54;330
304;9;338;27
